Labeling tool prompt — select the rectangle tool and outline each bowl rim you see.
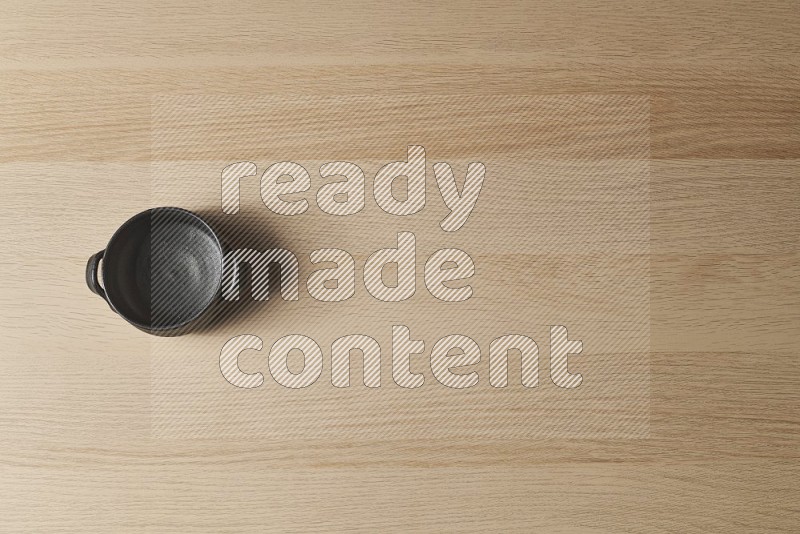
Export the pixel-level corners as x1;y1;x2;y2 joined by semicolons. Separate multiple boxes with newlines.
101;206;223;332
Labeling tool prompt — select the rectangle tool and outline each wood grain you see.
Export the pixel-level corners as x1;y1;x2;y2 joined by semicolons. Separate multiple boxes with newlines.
1;1;798;532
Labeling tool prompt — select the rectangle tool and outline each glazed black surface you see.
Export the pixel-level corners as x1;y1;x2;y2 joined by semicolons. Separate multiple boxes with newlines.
94;208;223;333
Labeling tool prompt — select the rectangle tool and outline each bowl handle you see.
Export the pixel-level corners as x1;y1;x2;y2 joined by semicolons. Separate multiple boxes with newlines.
86;250;110;307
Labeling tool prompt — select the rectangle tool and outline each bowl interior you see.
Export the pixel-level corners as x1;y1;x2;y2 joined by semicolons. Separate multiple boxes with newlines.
103;209;223;330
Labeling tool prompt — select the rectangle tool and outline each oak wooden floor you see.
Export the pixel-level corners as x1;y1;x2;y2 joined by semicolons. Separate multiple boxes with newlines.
1;1;798;532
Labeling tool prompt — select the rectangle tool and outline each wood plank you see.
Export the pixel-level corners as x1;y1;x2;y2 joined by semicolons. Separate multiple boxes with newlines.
1;66;798;161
